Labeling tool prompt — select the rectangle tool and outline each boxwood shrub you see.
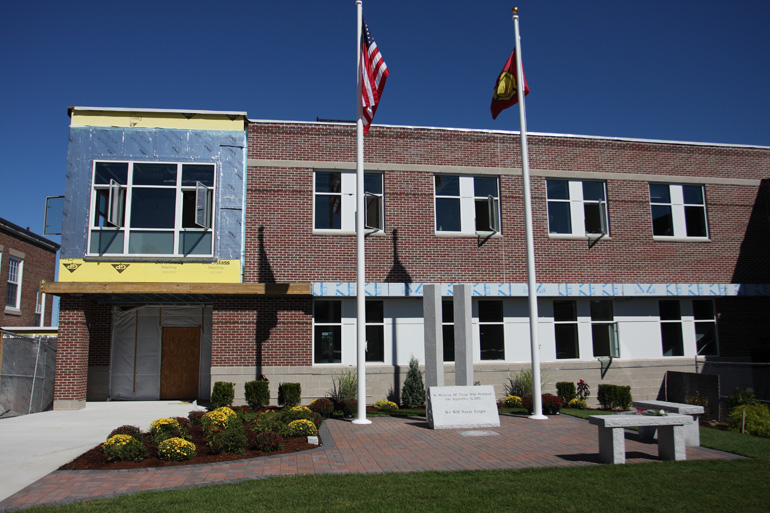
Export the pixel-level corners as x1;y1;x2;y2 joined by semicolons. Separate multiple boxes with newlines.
278;382;302;407
597;384;633;411
245;380;270;409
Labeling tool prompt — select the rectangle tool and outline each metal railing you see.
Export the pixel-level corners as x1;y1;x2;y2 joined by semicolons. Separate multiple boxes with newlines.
0;330;57;417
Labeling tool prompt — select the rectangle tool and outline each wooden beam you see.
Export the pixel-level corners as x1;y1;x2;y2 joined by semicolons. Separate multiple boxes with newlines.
40;281;311;296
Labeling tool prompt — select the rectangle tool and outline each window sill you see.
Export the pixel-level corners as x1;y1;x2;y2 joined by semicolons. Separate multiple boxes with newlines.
4;307;21;316
313;230;386;236
652;236;711;243
435;231;502;238
548;233;611;241
83;256;217;262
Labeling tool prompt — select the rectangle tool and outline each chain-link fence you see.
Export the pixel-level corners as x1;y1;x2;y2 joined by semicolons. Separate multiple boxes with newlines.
699;361;770;404
0;331;57;417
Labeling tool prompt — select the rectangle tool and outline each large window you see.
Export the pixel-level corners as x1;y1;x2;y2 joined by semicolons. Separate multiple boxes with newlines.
547;180;608;236
314;301;342;364
591;300;618;357
89;161;215;257
479;300;504;360
694;300;718;356
365;301;385;362
650;183;708;238
435;175;500;234
659;300;684;357
5;255;22;310
554;300;579;359
314;171;383;232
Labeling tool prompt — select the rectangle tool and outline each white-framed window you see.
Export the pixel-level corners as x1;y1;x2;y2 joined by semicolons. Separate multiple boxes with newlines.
314;300;342;364
553;299;579;359
5;255;23;310
650;183;708;239
88;161;216;257
659;300;684;357
34;288;44;326
693;300;719;356
434;175;500;234
546;179;608;236
442;299;455;362
314;171;384;232
365;300;385;362
478;300;504;360
591;299;618;357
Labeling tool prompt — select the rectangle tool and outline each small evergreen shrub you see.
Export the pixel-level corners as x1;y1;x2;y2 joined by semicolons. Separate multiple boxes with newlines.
728;403;770;437
278;382;302;407
157;437;196;461
149;418;183;445
245;380;271;409
503;395;522;408
309;397;334;417
727;388;759;415
211;381;235;409
375;400;399;412
255;431;284;453
210;423;248;454
287;419;318;437
103;434;148;462
401;356;426;408
556;382;576;402
568;398;587;409
597;384;633;411
108;425;142;439
340;397;357;417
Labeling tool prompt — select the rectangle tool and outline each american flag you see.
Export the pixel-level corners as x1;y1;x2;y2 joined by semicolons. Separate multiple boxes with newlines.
360;18;389;134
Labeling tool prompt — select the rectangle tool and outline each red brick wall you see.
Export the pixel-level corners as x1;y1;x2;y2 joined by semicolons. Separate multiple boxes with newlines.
212;297;312;367
245;122;770;284
0;228;58;327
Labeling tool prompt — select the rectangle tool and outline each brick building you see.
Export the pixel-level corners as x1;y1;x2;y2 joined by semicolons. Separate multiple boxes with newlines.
0;217;59;329
45;107;770;410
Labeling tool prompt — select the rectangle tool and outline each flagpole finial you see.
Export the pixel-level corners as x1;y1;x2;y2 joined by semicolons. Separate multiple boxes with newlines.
512;7;519;15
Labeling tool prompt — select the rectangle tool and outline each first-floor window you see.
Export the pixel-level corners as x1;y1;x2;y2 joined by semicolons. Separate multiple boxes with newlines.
5;255;22;310
659;300;684;356
591;300;618;357
554;300;579;359
694;300;719;356
314;301;342;364
479;300;504;360
442;299;455;362
365;301;384;362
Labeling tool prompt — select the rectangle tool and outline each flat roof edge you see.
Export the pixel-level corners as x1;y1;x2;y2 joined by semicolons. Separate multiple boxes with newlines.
69;106;248;117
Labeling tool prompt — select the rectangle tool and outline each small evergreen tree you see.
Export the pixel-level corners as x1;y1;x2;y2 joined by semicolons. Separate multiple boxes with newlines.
401;357;426;408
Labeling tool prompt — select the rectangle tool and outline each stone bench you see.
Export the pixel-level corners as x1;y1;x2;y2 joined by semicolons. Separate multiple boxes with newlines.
589;413;693;464
632;400;704;447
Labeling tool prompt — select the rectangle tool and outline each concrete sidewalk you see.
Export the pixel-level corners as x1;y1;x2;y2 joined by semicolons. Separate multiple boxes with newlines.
0;410;738;511
0;401;204;503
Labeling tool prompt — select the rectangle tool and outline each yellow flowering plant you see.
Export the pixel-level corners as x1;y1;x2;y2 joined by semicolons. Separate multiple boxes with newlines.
287;419;318;437
149;417;183;444
503;395;523;408
103;434;147;462
157;437;197;461
568;398;587;410
375;400;399;412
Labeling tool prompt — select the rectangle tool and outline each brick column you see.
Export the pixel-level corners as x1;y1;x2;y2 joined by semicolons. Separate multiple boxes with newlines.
53;297;91;410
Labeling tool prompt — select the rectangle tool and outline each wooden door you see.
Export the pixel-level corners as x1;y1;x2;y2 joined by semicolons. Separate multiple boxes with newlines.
160;327;200;400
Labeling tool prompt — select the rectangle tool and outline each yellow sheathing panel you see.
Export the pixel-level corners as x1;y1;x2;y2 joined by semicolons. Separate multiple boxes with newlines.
70;110;245;131
58;259;241;283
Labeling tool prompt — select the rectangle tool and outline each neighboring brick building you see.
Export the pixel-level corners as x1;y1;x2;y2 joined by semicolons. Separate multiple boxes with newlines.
0;217;59;328
45;107;770;410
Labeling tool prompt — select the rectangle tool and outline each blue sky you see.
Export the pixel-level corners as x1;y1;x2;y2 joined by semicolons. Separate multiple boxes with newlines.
1;0;769;239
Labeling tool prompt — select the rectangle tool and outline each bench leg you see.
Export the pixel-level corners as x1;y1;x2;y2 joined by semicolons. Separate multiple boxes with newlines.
657;425;687;461
598;426;626;464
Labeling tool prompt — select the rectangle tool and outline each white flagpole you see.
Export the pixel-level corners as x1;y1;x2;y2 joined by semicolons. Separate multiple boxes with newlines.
513;8;546;420
353;0;371;425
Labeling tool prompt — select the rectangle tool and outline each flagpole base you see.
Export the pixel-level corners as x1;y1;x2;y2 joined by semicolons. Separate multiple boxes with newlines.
528;414;548;420
352;418;372;425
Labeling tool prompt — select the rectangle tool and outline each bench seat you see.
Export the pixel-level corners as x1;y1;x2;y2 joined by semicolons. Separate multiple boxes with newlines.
589;413;693;464
632;400;704;447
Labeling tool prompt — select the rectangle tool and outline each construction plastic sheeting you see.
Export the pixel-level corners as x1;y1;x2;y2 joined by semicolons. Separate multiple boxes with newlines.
109;305;212;401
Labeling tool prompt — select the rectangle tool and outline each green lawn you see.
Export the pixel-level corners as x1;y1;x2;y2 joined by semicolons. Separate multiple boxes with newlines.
24;422;770;513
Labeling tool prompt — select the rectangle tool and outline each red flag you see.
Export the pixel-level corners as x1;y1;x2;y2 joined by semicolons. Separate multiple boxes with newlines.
490;49;529;120
361;18;389;134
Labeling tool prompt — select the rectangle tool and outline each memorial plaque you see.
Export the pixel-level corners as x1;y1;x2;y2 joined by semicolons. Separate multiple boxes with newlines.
426;385;500;430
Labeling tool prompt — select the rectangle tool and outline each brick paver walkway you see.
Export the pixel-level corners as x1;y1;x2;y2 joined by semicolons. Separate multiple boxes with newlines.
0;414;736;511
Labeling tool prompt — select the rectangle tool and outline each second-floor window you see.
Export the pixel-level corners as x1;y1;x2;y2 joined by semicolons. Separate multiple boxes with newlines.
434;175;500;234
88;161;215;257
314;171;384;232
650;183;708;239
546;179;608;236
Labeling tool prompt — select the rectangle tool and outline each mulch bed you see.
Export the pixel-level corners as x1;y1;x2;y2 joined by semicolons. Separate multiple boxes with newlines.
59;423;318;471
